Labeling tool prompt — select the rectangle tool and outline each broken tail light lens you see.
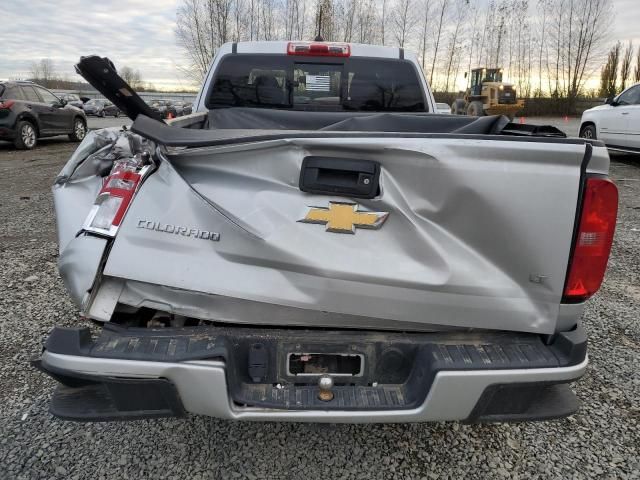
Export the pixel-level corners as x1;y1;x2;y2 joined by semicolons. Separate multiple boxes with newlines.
0;100;15;110
287;42;350;57
86;166;147;235
563;177;618;302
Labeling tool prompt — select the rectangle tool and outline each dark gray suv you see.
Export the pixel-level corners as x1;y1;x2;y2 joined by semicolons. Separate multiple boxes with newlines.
0;81;87;149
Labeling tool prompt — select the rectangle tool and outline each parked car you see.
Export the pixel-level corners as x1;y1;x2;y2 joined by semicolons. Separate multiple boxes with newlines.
181;102;193;115
0;80;87;149
83;99;120;117
149;99;178;119
38;44;617;425
580;82;640;153
102;100;120;117
82;99;104;116
170;100;185;117
435;102;451;114
56;93;84;109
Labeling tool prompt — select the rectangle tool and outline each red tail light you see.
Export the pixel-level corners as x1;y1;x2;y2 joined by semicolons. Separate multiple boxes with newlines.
563;177;618;302
84;160;152;235
100;170;141;226
0;100;15;110
287;42;350;57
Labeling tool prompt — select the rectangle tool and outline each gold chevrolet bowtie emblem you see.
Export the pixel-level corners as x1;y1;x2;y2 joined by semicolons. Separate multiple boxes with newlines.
300;202;389;234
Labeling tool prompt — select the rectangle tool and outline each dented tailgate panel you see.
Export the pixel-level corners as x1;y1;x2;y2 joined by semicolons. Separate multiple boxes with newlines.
100;136;586;334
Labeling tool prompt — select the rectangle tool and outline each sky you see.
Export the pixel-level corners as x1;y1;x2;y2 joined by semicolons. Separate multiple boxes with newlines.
0;0;191;90
0;0;639;91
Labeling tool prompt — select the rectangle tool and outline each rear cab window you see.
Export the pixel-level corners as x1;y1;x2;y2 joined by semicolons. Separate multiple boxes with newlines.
206;55;427;112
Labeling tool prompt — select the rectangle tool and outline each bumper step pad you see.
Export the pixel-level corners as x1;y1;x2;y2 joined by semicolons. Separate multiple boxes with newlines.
34;359;186;422
466;383;581;423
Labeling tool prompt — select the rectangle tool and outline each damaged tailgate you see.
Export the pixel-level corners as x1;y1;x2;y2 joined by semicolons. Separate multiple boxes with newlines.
98;134;589;334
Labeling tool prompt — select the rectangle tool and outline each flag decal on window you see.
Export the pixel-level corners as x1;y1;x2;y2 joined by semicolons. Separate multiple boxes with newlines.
306;75;331;92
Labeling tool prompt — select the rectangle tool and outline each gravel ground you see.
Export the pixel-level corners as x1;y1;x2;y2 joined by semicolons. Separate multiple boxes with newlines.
0;137;638;480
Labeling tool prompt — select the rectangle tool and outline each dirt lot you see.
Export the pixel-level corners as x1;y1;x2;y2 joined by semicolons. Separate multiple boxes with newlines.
0;132;638;479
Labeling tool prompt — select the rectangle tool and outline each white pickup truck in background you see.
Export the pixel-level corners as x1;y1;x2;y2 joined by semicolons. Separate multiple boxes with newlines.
36;41;618;424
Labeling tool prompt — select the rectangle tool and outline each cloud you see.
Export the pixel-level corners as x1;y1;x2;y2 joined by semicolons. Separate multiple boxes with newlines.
611;0;640;44
0;0;194;89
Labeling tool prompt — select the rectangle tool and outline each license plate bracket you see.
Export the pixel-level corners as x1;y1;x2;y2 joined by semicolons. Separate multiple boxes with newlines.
287;352;364;377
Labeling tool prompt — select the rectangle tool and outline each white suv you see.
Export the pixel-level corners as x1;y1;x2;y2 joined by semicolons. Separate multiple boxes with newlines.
580;83;640;153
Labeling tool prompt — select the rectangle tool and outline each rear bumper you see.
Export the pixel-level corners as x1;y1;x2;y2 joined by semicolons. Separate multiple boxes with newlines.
35;324;588;423
39;351;586;423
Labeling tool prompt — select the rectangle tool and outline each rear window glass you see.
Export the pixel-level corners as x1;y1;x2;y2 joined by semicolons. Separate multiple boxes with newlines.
207;55;426;112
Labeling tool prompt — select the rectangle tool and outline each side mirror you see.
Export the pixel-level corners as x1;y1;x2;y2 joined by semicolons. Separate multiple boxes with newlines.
604;96;613;104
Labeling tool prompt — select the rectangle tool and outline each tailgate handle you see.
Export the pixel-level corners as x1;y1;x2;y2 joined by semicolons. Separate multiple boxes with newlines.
299;156;380;199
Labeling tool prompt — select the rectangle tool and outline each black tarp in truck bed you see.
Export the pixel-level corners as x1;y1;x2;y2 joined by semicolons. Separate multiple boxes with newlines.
132;109;578;148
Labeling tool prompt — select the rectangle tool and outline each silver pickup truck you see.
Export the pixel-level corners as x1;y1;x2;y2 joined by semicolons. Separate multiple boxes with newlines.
35;41;618;423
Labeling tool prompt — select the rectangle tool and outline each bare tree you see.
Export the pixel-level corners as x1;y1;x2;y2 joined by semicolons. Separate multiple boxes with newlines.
546;0;564;96
234;0;246;41
315;0;334;40
120;66;143;90
442;0;468;92
30;63;41;82
30;59;57;88
175;0;216;81
391;0;417;48
620;41;633;91
599;42;620;98
380;0;387;45
342;0;360;41
534;0;549;95
418;0;431;69
509;0;533;98
429;0;447;86
635;47;640;83
551;0;613;109
172;0;617;101
356;0;378;43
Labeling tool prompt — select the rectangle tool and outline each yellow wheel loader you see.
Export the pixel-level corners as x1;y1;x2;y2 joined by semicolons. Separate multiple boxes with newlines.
452;68;524;118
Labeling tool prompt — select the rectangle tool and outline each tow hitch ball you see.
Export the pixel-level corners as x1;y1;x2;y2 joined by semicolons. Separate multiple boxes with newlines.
318;375;334;401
